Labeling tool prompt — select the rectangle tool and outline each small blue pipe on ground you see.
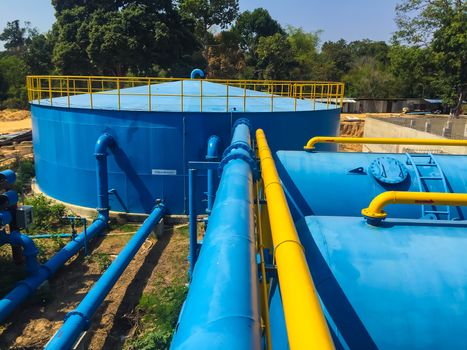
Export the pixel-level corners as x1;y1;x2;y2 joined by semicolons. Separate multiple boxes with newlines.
29;233;73;239
171;118;261;349
0;133;115;323
46;203;166;350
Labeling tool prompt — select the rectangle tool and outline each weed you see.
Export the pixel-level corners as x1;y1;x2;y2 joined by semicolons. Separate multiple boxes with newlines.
86;252;112;273
126;278;188;350
23;194;68;233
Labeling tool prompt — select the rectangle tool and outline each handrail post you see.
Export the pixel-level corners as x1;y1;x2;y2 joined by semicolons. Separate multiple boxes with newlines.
270;84;274;112
88;77;93;109
200;79;203;112
48;77;52;106
243;81;247;112
66;77;70;108
181;79;184;112
148;78;151;112
117;78;121;111
226;82;229;112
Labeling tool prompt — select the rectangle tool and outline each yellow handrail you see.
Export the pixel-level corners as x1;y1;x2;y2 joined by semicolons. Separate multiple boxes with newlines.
256;129;334;350
362;191;467;220
304;136;467;150
26;75;345;112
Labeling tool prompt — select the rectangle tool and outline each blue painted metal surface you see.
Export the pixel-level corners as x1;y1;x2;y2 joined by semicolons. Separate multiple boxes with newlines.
31;103;339;215
296;215;467;349
171;119;261;349
46;203;166;350
276;151;467;220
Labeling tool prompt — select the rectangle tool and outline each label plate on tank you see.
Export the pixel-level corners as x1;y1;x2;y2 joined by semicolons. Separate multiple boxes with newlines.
152;169;177;176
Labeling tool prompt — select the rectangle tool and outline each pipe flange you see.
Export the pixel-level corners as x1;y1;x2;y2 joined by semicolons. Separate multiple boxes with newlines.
64;311;91;329
232;118;252;131
222;142;255;160
218;152;259;180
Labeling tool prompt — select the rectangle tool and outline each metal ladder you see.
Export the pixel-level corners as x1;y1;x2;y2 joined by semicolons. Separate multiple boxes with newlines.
405;153;451;220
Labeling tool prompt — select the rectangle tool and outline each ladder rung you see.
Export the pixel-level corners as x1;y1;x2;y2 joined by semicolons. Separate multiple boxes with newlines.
415;163;437;167
419;176;443;180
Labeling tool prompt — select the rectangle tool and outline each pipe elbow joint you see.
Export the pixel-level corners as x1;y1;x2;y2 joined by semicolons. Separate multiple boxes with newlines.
190;68;205;79
206;135;221;160
10;231;40;273
94;133;115;158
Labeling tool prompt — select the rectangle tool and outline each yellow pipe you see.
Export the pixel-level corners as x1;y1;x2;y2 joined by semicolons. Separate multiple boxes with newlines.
256;129;334;350
304;136;467;150
362;191;467;220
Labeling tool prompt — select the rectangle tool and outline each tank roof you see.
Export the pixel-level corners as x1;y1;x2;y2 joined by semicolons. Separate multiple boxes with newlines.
31;79;337;113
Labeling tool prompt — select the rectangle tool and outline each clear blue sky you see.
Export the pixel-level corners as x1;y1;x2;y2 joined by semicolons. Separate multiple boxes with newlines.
0;0;400;46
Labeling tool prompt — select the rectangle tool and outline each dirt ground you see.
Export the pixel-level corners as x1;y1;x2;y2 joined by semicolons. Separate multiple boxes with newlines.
0;110;32;133
0;224;188;349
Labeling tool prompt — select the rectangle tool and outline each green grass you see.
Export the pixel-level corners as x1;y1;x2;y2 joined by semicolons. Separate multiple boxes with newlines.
125;277;188;350
85;252;112;273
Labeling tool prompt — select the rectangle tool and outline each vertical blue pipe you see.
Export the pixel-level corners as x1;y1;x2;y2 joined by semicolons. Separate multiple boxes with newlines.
188;168;197;278
94;133;115;216
46;204;166;350
171;119;261;349
206;135;221;213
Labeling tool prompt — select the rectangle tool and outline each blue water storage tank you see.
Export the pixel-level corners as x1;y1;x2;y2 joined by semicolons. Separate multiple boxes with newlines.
295;216;467;349
31;81;340;214
276;151;467;220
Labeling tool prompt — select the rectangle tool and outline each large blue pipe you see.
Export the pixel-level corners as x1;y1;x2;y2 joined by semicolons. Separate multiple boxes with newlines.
0;133;115;323
46;203;166;350
171;119;261;349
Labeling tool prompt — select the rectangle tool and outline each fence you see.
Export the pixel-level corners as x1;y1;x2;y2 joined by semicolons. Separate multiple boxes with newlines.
27;75;344;112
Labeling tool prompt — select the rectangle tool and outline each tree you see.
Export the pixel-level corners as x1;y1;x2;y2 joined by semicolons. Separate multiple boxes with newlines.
51;0;200;75
389;44;437;98
233;8;283;53
179;0;239;55
255;33;297;80
0;54;29;108
0;20;36;54
285;26;321;80
319;39;352;81
343;57;396;98
394;0;466;115
207;31;245;78
24;33;54;74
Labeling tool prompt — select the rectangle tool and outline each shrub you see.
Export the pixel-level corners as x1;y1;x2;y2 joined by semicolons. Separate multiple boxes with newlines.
23;194;67;232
